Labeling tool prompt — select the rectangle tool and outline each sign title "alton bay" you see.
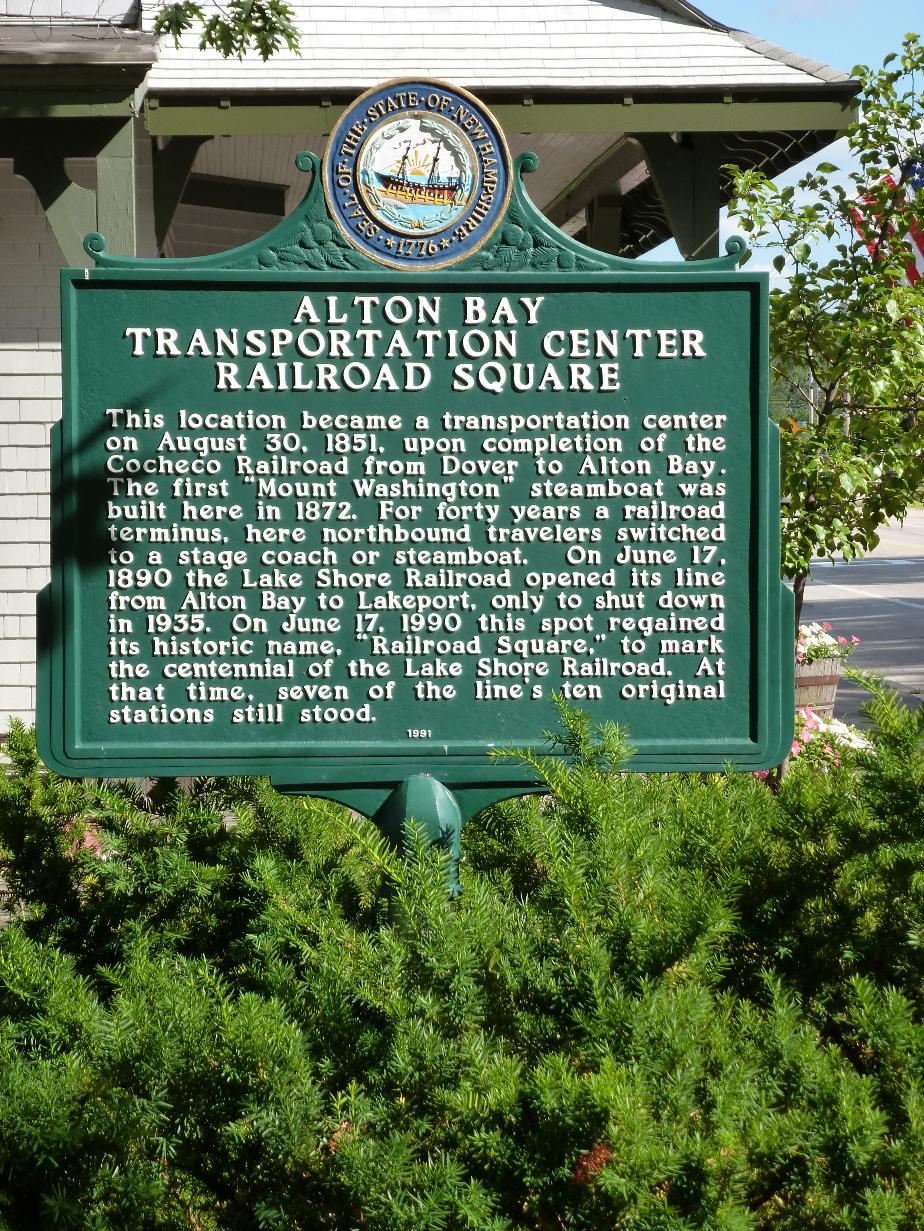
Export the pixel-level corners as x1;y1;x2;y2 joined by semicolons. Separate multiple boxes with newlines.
119;293;707;394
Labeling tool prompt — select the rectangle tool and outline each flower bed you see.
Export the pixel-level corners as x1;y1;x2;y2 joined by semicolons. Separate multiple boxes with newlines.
791;704;870;766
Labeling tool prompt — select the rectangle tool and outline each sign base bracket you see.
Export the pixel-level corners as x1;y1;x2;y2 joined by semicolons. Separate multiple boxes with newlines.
372;774;464;896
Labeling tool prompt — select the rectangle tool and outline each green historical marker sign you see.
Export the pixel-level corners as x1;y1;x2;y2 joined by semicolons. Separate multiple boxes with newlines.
39;80;793;837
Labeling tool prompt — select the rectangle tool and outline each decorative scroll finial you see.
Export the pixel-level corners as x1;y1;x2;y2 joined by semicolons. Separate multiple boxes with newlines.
83;232;107;259
517;151;540;176
724;235;748;265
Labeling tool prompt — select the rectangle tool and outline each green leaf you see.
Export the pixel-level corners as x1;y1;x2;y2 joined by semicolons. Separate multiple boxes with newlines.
151;0;204;42
839;471;859;495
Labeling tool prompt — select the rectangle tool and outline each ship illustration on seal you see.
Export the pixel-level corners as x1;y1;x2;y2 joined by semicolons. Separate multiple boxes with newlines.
358;115;477;235
375;138;466;206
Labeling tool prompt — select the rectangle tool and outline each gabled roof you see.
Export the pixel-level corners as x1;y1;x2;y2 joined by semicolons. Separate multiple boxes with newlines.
140;0;855;94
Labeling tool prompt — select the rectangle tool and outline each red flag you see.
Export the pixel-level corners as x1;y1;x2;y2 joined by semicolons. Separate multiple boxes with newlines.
853;150;924;284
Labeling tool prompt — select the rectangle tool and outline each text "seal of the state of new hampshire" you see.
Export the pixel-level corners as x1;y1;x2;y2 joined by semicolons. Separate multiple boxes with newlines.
323;79;512;270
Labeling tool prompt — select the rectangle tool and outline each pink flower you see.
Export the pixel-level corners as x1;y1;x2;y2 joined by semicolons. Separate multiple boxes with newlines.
837;636;849;646
822;622;832;631
64;820;104;858
791;740;802;757
851;635;860;645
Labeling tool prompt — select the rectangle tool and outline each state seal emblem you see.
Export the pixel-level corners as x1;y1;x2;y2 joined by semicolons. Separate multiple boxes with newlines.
323;80;512;270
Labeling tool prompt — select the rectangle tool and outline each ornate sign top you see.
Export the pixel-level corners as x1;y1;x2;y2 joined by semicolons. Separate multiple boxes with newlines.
322;78;512;270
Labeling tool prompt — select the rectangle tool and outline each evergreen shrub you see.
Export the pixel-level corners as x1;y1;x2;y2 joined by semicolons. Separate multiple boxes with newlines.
0;685;923;1229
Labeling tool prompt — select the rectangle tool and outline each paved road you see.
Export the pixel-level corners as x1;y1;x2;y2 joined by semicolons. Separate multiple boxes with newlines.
799;508;924;725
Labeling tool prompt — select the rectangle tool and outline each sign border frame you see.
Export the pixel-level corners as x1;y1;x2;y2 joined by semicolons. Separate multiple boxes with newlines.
40;263;794;790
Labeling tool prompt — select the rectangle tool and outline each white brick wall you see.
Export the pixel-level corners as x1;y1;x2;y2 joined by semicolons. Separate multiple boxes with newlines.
0;162;62;730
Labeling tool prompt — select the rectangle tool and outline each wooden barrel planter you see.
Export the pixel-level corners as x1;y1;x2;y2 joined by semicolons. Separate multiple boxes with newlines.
795;657;843;717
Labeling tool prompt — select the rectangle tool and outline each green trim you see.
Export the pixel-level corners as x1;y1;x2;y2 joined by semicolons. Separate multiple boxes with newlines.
87;150;374;271
0;92;137;119
96;119;136;258
145;98;336;137
494;99;855;134
143;96;858;138
9;117;138;264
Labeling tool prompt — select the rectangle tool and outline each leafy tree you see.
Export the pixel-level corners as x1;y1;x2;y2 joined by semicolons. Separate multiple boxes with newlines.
152;0;299;61
728;34;924;625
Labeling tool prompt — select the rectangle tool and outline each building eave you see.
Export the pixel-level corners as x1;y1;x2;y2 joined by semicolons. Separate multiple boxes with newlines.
727;29;854;84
